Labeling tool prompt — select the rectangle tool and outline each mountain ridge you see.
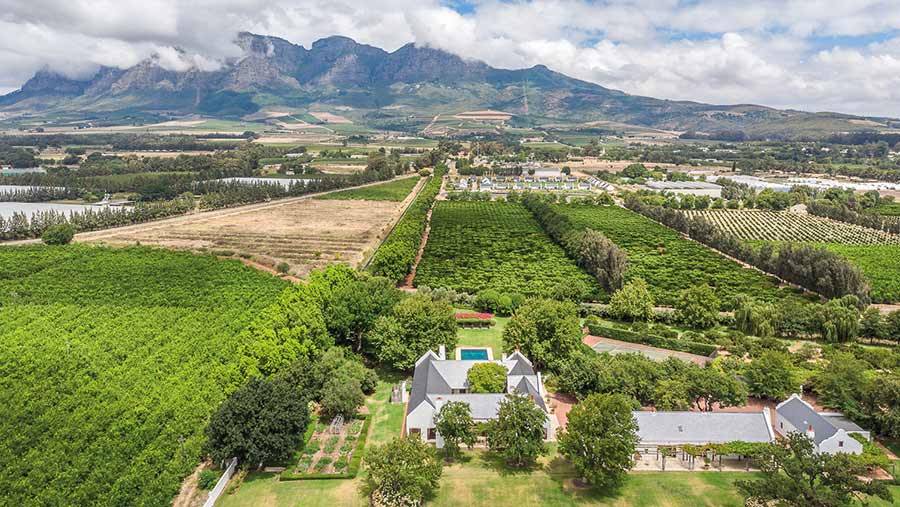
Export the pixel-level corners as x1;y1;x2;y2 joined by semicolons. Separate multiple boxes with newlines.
2;32;895;137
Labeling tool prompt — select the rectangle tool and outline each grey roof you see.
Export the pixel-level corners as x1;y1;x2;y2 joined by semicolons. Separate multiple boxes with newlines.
431;394;508;420
633;411;774;445
408;349;542;416
821;414;866;433
776;395;837;445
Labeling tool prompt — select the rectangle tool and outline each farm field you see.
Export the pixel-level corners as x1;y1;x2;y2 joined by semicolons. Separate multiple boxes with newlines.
683;209;900;245
317;175;421;202
557;204;790;306
80;187;418;277
0;245;288;507
416;201;597;297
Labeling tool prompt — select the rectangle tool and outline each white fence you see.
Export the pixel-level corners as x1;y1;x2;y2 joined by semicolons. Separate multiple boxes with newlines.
202;457;237;507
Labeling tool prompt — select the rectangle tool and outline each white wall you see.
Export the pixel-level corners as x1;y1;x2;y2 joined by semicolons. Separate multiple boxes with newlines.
818;430;863;455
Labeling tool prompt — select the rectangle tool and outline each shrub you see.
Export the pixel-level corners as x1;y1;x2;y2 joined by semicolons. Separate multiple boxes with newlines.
41;223;76;245
323;435;340;454
198;469;220;490
276;262;291;274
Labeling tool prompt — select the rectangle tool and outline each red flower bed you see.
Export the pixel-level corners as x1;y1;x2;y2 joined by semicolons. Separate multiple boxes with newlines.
455;312;493;320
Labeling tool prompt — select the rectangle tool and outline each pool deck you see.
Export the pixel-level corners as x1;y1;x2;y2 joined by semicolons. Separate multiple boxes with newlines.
455;347;494;361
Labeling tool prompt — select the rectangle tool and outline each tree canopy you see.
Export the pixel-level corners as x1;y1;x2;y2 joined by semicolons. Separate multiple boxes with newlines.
204;377;310;466
434;401;476;460
558;393;639;488
502;298;582;370
365;437;443;506
486;393;547;467
467;362;508;393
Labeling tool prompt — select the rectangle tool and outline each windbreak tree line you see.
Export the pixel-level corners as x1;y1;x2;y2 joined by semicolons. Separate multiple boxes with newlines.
522;194;627;293
626;196;870;302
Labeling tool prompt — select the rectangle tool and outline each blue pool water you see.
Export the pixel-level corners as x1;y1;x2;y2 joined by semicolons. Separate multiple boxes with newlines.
460;349;489;360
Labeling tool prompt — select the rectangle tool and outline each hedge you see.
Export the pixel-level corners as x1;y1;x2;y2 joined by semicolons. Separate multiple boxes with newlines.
455;318;496;327
586;323;718;357
280;414;372;481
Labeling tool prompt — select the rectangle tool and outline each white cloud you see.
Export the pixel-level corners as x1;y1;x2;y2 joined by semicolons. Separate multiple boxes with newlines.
0;0;899;116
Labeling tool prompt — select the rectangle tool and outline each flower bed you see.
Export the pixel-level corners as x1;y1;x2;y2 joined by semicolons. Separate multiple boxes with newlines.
455;312;496;327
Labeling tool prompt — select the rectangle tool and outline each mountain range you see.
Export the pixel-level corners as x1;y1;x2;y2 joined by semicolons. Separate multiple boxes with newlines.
2;32;896;138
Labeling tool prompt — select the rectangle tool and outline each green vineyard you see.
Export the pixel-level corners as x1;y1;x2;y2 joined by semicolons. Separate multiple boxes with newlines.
683;209;900;245
0;245;288;506
415;201;597;297
557;204;792;306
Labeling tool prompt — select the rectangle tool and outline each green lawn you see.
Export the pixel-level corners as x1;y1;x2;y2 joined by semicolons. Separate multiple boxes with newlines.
455;314;509;359
218;446;760;507
316;176;421;202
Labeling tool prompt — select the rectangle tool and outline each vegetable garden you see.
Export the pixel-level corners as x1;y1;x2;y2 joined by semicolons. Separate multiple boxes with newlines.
0;245;288;506
683;209;900;245
556;204;789;306
415;201;597;297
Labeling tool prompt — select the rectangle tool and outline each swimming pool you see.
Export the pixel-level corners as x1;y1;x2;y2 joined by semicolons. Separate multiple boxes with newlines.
459;348;489;360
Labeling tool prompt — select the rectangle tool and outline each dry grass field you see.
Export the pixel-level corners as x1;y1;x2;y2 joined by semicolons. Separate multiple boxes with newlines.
78;181;422;276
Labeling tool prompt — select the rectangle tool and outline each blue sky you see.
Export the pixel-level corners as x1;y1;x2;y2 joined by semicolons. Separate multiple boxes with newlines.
1;0;899;116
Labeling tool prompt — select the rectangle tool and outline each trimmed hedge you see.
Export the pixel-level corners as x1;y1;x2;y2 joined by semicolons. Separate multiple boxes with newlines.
456;318;496;327
586;322;718;357
280;414;372;481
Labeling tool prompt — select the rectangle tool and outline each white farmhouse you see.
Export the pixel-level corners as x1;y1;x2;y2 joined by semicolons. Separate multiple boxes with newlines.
405;347;552;447
775;394;867;455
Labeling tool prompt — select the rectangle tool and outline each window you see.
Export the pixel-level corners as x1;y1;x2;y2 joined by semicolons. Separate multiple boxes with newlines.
838;441;844;448
427;428;437;440
409;428;421;437
779;422;783;429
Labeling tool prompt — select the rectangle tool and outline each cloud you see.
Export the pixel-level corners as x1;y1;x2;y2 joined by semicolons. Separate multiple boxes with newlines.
0;0;899;116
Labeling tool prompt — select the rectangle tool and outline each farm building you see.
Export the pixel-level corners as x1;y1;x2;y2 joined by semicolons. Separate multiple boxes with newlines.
405;347;553;448
775;394;866;454
633;410;775;451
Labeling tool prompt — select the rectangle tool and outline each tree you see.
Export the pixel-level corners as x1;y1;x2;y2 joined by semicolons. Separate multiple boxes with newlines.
485;393;547;467
433;401;476;460
859;307;887;341
368;293;457;370
577;229;628;292
466;362;508;393
558;393;638;487
686;366;747;411
737;433;892;507
652;378;692;411
365;437;443;506
608;278;653;321
204;377;309;465
325;275;402;351
319;376;364;419
41;223;75;245
502;298;582;370
744;351;795;400
886;310;900;342
675;285;720;329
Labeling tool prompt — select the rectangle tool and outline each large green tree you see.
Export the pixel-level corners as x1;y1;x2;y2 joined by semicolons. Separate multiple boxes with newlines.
744;351;796;400
502;298;582;370
368;293;457;370
558;393;639;488
204;377;310;465
608;277;654;321
433;401;476;460
486;393;547;467
675;285;720;329
737;433;892;507
686;366;747;411
365;437;443;506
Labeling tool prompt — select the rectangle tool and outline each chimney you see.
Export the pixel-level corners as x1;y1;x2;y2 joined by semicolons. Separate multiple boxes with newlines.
438;344;446;360
536;372;543;396
805;422;815;441
501;352;507;361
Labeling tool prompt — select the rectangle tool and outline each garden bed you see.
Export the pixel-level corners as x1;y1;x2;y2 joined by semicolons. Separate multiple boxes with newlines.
280;414;371;481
